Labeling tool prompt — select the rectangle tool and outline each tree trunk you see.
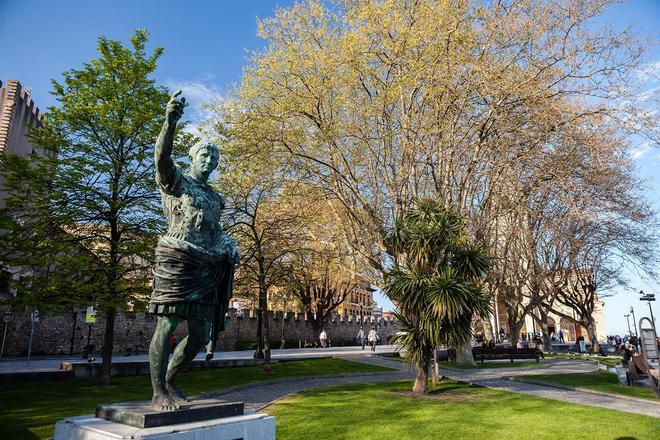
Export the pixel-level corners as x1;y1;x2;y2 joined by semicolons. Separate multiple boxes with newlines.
431;347;443;387
538;311;551;351
260;281;272;372
310;314;321;342
454;340;476;367
482;316;495;342
263;309;272;372
509;319;524;346
412;364;429;394
585;319;600;353
254;308;264;359
99;306;116;386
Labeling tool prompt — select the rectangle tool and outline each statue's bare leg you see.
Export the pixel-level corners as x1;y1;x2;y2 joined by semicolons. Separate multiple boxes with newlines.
204;320;214;361
165;318;207;402
149;315;180;411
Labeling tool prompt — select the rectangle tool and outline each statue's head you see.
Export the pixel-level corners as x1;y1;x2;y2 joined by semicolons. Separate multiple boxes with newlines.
188;141;220;181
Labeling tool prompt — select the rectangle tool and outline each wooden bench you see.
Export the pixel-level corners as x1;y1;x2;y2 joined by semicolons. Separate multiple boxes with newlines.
472;347;543;363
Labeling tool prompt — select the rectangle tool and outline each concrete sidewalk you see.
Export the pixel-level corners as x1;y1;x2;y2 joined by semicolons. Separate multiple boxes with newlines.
0;345;400;375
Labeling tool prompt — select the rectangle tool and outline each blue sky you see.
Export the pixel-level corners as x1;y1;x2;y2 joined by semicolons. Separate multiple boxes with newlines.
0;0;658;335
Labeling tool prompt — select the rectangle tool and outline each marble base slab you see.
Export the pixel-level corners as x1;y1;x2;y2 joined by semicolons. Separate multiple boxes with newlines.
54;413;276;440
96;398;244;428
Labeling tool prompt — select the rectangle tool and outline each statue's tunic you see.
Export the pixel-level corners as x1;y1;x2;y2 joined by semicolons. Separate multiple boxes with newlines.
148;161;234;326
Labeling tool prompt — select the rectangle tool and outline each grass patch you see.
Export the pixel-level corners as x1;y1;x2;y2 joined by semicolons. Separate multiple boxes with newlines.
267;380;660;439
438;360;546;369
545;354;621;367
518;370;657;401
0;358;392;440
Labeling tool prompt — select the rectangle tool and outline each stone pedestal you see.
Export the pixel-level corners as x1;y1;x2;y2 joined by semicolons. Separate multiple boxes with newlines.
96;398;244;428
54;413;276;439
55;397;275;439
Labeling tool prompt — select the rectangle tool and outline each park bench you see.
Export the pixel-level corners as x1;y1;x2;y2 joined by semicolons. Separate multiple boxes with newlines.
472;347;543;363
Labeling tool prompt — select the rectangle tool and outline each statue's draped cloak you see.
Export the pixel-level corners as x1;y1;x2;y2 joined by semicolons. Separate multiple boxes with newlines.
148;159;235;327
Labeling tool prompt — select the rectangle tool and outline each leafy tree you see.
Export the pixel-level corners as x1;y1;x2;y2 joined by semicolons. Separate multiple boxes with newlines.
286;246;359;342
216;0;657;364
384;199;491;394
220;169;308;370
0;29;189;385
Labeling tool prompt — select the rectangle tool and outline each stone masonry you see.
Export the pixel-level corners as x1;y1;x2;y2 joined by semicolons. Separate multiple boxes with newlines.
0;308;400;357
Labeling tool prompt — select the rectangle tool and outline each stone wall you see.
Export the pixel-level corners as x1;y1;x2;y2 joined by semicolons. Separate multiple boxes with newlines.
0;308;400;357
0;79;43;209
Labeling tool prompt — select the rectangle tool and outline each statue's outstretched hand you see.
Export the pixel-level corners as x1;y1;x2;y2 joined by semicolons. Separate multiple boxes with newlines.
166;90;185;126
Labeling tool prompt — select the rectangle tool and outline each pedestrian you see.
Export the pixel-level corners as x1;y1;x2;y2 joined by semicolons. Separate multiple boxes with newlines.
320;329;328;348
558;329;565;343
368;326;378;352
516;339;524;349
357;328;365;350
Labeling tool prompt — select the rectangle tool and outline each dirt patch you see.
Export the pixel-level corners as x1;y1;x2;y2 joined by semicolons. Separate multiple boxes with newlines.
395;391;477;402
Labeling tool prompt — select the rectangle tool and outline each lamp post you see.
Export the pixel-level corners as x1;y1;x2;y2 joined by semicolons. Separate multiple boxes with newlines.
639;290;656;330
624;314;632;335
280;294;287;349
630;307;638;336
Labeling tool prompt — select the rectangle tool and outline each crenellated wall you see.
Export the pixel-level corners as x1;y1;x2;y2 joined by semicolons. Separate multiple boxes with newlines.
0;79;44;209
0;308;400;357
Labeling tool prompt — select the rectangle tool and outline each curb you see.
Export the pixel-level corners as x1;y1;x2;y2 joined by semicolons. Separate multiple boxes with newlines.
507;376;660;406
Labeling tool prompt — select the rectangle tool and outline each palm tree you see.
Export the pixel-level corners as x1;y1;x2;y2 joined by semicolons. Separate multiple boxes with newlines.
384;199;491;394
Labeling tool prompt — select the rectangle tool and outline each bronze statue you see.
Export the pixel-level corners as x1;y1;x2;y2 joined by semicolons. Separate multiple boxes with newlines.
148;90;238;411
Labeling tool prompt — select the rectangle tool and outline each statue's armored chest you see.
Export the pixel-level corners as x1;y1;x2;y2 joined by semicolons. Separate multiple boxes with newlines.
162;176;224;235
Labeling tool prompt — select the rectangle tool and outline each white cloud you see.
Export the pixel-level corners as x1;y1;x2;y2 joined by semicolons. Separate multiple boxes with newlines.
631;142;651;160
165;76;224;137
636;61;660;83
638;85;660;103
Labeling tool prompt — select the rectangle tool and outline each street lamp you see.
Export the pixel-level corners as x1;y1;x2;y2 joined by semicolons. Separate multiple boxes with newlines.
639;290;656;330
630;307;638;336
624;314;632;335
280;294;288;349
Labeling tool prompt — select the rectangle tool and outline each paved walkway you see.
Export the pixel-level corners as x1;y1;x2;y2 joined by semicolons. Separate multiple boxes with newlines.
203;354;660;418
0;345;400;374
4;346;659;417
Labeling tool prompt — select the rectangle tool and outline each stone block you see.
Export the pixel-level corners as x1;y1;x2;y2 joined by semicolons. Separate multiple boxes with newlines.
54;413;276;440
96;398;244;428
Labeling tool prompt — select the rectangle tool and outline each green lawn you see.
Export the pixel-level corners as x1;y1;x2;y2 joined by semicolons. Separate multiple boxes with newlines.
267;380;660;439
0;358;392;440
518;370;657;400
545;353;622;367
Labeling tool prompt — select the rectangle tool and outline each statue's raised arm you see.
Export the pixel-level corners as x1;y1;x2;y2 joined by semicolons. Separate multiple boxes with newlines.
155;90;186;194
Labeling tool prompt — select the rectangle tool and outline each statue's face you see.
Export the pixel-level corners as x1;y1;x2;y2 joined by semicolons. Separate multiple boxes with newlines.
191;146;219;178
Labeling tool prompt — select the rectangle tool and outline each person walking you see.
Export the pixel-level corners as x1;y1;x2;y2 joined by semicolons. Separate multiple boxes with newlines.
357;328;365;350
558;329;565;343
368;326;378;352
320;329;328;348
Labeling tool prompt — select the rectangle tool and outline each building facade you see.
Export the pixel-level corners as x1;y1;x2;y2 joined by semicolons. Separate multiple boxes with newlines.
0;79;43;207
0;80;43;301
